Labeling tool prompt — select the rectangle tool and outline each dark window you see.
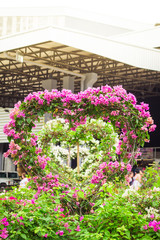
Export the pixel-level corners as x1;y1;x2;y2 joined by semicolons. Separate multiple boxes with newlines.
8;172;18;178
0;172;6;178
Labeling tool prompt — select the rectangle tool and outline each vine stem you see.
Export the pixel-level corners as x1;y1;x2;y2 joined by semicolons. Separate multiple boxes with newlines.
67;146;71;167
77;142;80;175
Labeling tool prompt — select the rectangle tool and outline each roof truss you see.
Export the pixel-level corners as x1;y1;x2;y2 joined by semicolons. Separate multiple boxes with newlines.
0;41;160;107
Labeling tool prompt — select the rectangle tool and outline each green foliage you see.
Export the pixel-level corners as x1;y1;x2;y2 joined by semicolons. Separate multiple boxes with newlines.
0;167;159;239
142;164;160;188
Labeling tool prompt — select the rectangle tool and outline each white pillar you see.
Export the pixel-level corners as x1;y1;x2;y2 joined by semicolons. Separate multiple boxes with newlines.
84;73;98;90
33;16;38;29
42;79;57;123
11;17;17;34
63;76;74;92
0;144;3;170
42;79;57;91
2;17;8;36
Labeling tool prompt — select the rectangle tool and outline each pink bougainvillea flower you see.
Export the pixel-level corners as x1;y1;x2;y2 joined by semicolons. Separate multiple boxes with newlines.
149;124;156;132
31;199;35;204
89;202;95;207
43;234;48;238
80;216;84;221
2;221;9;227
64;222;69;228
59;231;64;236
56;230;64;236
126;164;132;172
99;162;107;170
75;225;81;232
72;193;77;198
0;227;9;239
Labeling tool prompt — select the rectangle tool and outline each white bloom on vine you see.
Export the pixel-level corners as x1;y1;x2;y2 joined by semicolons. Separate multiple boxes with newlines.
144;207;159;219
153;187;160;192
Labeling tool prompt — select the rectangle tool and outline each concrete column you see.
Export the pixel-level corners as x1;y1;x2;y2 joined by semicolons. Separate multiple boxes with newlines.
0;144;3;170
11;17;17;34
33;16;38;28
63;76;74;93
42;79;57;123
42;79;57;91
84;73;98;90
2;17;8;36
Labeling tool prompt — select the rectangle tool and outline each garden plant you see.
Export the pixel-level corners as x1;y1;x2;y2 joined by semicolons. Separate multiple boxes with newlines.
0;85;159;239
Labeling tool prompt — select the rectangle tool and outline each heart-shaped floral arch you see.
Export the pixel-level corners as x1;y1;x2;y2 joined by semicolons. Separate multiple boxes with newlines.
4;85;156;183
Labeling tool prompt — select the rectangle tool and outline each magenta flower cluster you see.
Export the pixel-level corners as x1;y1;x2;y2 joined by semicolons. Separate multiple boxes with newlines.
91;161;132;184
0;218;9;239
3;140;21;158
0;215;25;239
143;220;160;232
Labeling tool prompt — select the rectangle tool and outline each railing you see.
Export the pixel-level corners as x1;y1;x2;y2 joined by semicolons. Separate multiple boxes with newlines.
0;16;52;37
140;147;160;160
137;147;160;167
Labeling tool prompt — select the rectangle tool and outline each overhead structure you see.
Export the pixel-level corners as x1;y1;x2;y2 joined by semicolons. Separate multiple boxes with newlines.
0;11;160;108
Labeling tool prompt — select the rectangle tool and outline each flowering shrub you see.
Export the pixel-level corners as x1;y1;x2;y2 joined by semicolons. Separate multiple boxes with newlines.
91;160;132;184
0;171;160;240
2;85;158;239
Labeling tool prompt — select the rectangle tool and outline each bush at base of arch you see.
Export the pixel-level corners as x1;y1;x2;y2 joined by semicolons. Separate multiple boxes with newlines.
0;166;159;240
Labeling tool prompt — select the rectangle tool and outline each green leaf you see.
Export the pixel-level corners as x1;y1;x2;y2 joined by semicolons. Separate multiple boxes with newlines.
20;233;27;239
7;136;12;142
77;191;84;198
26;118;32;124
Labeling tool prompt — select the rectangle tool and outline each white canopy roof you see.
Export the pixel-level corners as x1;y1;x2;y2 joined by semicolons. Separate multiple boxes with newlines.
0;10;160;71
